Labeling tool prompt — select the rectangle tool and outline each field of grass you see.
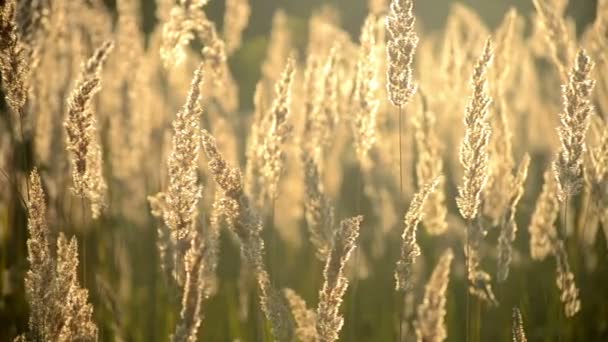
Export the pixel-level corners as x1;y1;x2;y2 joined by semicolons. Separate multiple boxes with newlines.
1;0;608;341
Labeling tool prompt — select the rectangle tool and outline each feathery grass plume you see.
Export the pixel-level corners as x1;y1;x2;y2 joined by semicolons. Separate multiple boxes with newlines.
483;10;519;225
553;241;581;317
22;170;98;341
456;37;493;221
414;93;448;235
302;152;336;260
160;0;227;78
160;0;208;67
414;248;453;342
316;215;363;342
64;39;113;218
172;231;205;342
529;170;560;260
223;0;250;55
527;172;581;316
244;81;270;205
352;14;380;164
24;169;54;340
483;97;515;225
302;55;323;158
512;308;527;342
0;0;30;132
107;0;148;189
160;63;205;284
318;47;340;152
583;122;608;248
553;49;596;202
16;0;49;64
85;143;105;218
200;129;294;341
586;118;608;211
454;38;498;304
205;193;222;295
395;179;439;291
492;8;518;89
583;1;608;119
532;0;574;78
148;192;175;279
449;4;491;51
55;233;98;341
497;154;530;282
284;288;318;342
262;10;291;82
262;56;296;200
385;0;418;107
31;0;71;164
466;231;498;306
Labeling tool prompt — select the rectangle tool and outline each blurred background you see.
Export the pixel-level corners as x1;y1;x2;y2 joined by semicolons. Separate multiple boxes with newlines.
199;0;598;111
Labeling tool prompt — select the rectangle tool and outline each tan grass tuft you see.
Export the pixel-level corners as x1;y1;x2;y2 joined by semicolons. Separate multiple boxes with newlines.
532;0;574;78
385;0;418;107
262;56;296;200
414;248;453;342
529;170;560;260
353;15;380;164
64;39;113;219
302;152;336;260
201;128;294;341
223;0;250;55
316;215;363;342
0;0;30;125
414;93;448;235
553;49;596;201
456;37;493;221
24;169;53;340
395;178;439;291
497;154;530;282
284;288;318;342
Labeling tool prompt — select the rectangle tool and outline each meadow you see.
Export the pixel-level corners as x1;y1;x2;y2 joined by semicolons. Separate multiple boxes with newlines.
1;0;608;341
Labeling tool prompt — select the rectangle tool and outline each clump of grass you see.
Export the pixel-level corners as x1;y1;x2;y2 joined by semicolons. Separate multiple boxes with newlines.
395;178;438;292
532;0;574;78
64;40;113;219
385;0;418;107
553;49;596;202
160;0;225;75
223;0;251;55
414;248;453;342
456;37;493;222
262;56;296;201
456;37;498;307
6;1;608;341
497;154;530;282
151;63;205;286
528;170;581;317
316;215;364;342
20;169;98;341
284;288;318;342
414;93;448;235
529;170;561;260
201;129;295;341
352;14;380;165
0;0;25;109
302;153;336;260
